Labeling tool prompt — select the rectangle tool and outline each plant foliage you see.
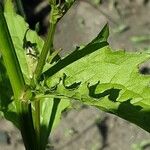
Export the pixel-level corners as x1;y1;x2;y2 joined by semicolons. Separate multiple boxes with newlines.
0;0;150;150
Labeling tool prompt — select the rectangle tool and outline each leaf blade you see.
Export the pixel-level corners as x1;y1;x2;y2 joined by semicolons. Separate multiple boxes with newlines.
46;46;150;132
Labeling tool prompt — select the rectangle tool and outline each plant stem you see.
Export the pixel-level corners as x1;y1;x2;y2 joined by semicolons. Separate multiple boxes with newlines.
0;4;25;99
31;22;57;150
0;5;37;150
34;99;41;148
34;23;56;82
19;102;37;150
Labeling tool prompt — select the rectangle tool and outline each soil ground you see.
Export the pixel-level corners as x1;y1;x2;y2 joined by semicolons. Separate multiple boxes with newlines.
0;0;150;150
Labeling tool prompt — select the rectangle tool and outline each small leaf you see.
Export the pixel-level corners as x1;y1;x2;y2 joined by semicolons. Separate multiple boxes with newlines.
4;12;44;82
38;97;70;148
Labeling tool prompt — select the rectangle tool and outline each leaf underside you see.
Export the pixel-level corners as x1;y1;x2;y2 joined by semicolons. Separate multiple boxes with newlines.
46;46;150;132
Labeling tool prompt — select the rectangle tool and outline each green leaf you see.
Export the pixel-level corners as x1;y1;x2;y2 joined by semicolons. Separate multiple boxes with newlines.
32;97;70;149
42;24;109;79
0;4;25;99
0;4;22;129
45;46;150;132
0;58;19;128
40;98;70;131
0;10;43;129
4;0;15;13
4;12;44;83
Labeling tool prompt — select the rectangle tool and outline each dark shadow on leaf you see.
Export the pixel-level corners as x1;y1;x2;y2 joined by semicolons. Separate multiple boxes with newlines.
0;59;13;108
41;41;108;80
0;59;19;128
23;29;39;57
62;73;81;90
118;99;142;112
118;99;150;132
87;82;121;102
40;98;61;149
19;103;37;149
45;80;60;94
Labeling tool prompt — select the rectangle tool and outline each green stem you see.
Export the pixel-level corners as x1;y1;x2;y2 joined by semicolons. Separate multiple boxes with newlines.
0;5;37;150
31;23;57;150
34;100;40;148
0;4;25;100
34;23;56;82
19;102;37;150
